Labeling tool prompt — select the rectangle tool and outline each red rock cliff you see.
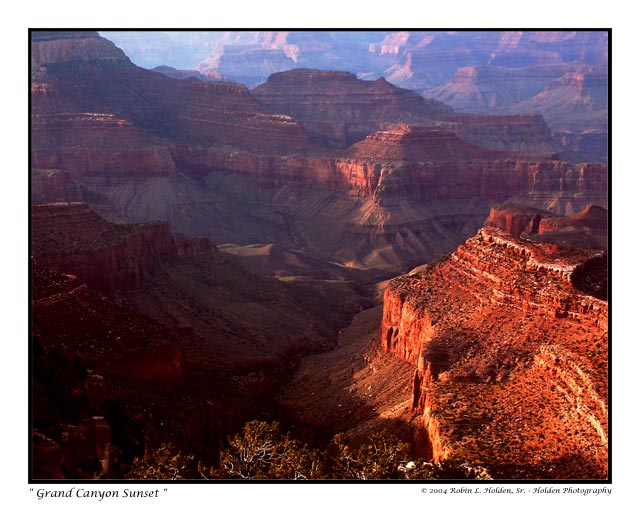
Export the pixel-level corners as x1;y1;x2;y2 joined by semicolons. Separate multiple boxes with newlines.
485;204;553;237
344;126;607;212
380;228;608;478
31;202;217;292
486;203;608;252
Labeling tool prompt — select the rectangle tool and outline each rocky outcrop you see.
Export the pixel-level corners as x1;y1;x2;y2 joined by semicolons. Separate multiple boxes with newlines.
348;125;515;162
486;203;608;252
538;204;608;235
31;203;218;292
485;204;554;237
252;69;452;146
380;228;608;478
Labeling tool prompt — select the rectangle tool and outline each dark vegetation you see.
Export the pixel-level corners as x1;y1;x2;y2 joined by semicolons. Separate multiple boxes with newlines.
127;420;491;481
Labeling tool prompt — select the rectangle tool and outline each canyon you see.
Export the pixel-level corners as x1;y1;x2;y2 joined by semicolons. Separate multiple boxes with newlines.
30;30;609;480
31;202;370;478
101;30;608;160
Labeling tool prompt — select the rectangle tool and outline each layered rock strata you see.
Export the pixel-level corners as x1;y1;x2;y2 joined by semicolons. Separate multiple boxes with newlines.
31;202;216;292
486;203;608;251
31;32;318;181
344;126;607;212
380;228;608;478
252;68;452;146
484;204;553;237
31;32;608;273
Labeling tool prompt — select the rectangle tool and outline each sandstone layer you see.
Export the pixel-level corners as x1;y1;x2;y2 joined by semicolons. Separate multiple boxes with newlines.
380;228;608;479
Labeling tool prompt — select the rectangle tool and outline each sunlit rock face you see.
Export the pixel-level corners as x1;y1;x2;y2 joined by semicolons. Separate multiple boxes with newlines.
381;228;607;478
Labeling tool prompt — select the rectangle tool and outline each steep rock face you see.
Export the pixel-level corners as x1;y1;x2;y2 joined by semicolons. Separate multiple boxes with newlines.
346;127;607;213
535;204;609;253
380;228;608;478
486;203;608;252
31;203;217;292
252;69;452;146
485;204;554;237
539;204;608;235
31;31;128;67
